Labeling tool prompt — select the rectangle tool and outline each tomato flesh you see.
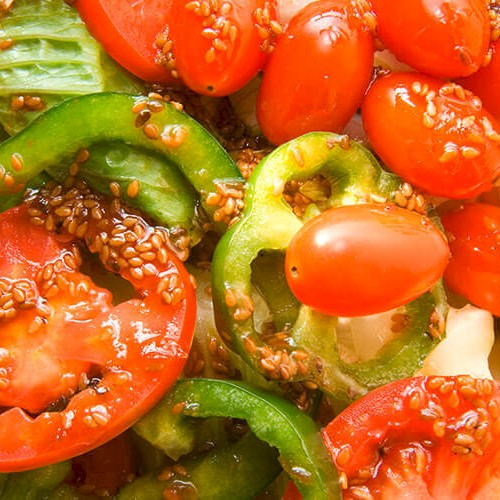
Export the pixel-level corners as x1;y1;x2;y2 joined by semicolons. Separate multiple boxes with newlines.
322;376;500;498
371;0;490;78
285;204;449;317
75;0;175;82
256;0;374;145
362;72;500;199
441;202;500;316
167;0;276;96
0;198;195;472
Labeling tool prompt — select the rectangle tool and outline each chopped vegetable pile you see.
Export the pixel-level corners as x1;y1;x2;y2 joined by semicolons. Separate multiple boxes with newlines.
0;0;500;498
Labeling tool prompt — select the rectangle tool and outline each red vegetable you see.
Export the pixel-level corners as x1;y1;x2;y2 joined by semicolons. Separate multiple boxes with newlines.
166;0;277;96
362;72;500;199
458;39;500;121
0;204;196;472
371;0;490;78
322;376;500;498
75;0;175;82
284;203;449;317
256;0;374;145
441;202;500;316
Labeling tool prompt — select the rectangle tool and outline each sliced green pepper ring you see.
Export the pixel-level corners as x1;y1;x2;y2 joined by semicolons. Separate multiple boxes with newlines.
0;92;244;247
212;132;448;406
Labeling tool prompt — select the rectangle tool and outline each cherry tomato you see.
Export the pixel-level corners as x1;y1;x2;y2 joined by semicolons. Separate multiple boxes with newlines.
441;202;500;316
362;72;500;199
70;433;137;496
284;203;450;317
166;0;277;96
0;201;196;472
256;0;374;145
459;39;500;121
322;376;500;498
75;0;175;82
371;0;490;78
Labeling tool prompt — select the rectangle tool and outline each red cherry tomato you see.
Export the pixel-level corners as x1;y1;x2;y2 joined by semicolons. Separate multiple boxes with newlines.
0;202;195;472
75;0;175;82
459;39;500;121
166;0;277;96
441;202;500;316
285;203;450;317
322;376;500;498
362;72;500;199
371;0;490;78
256;0;374;145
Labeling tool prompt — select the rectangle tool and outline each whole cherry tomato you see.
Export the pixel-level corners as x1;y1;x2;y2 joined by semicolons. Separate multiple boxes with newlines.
371;0;490;78
362;72;500;199
285;203;450;317
256;0;374;145
441;201;500;316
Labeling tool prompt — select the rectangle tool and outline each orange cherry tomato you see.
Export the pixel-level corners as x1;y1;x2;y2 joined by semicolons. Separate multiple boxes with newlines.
256;0;374;145
285;204;450;317
362;72;500;199
75;0;175;83
371;0;490;78
441;201;500;316
166;0;277;96
458;39;500;121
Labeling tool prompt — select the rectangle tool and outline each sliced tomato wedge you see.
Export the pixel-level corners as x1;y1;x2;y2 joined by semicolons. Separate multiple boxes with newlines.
75;0;175;82
0;190;196;472
322;376;500;498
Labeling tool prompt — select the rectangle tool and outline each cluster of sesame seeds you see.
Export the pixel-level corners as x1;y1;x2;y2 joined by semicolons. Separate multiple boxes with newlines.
25;179;187;305
0;277;37;321
205;180;245;226
233;147;269;180
185;0;239;65
157;463;196;500
282;177;331;218
489;0;500;43
10;95;44;112
131;93;188;147
253;2;283;54
154;26;179;79
428;308;446;339
393;182;427;214
390;312;411;334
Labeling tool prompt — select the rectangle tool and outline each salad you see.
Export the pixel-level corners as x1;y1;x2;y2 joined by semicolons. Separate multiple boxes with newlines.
0;0;500;498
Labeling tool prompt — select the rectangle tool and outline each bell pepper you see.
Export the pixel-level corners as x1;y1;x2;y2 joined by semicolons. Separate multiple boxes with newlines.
211;132;448;406
130;378;340;499
0;92;243;242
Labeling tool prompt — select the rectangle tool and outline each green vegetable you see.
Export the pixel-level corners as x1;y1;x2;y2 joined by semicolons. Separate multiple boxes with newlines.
0;0;142;134
0;92;243;237
135;378;339;500
211;132;448;406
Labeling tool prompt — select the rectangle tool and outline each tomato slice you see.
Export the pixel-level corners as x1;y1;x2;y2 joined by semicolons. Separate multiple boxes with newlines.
285;204;450;317
362;72;500;199
256;0;374;145
370;0;490;78
0;186;195;472
75;0;175;82
441;202;500;316
322;376;500;498
166;0;277;96
458;39;500;122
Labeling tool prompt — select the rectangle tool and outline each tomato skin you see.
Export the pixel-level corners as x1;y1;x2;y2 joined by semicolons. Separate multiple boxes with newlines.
458;39;500;122
371;0;490;78
167;0;275;96
284;204;449;317
0;203;196;472
322;376;500;498
256;0;374;145
441;202;500;316
75;0;175;82
362;72;500;199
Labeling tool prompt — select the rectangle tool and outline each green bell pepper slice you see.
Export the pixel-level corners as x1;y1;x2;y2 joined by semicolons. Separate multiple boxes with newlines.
211;132;448;406
0;92;243;237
